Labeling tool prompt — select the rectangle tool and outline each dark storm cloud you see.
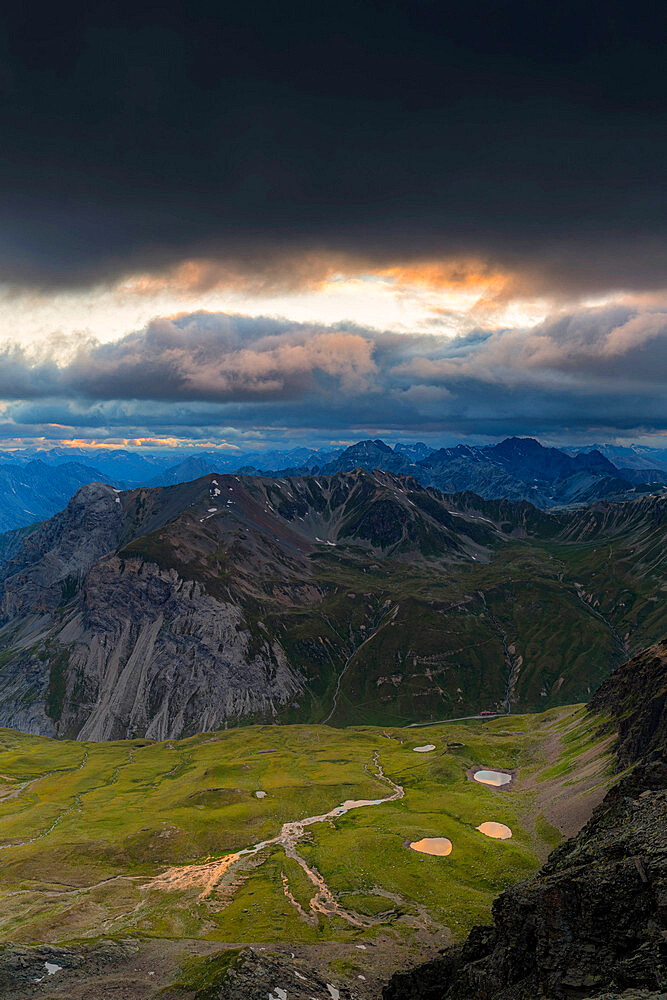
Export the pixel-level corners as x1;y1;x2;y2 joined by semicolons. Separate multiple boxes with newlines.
1;307;665;439
1;1;666;293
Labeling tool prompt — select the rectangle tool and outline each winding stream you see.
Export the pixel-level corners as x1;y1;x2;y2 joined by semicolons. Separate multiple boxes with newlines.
148;752;404;925
0;750;89;851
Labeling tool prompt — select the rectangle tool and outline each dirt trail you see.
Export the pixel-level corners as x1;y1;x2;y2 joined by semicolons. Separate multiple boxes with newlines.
147;752;404;926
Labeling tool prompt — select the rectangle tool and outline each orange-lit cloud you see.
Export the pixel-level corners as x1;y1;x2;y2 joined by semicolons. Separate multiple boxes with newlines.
115;253;557;334
120;253;357;298
1;304;665;445
58;436;241;451
122;254;522;304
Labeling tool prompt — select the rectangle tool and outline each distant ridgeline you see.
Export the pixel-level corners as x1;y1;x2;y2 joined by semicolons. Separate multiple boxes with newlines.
0;436;665;533
0;465;663;740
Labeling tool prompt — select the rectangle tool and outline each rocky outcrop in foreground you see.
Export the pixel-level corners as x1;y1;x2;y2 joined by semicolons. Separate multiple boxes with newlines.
0;942;354;1000
168;947;354;1000
0;940;138;1000
588;638;666;768
383;642;667;1000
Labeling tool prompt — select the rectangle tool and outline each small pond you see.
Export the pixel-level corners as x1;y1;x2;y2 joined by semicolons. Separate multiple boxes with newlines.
409;837;453;856
473;769;512;787
476;821;512;839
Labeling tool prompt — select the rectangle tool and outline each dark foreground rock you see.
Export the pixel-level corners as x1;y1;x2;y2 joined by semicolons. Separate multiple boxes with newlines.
163;946;356;1000
0;940;139;1000
0;941;357;1000
587;638;666;768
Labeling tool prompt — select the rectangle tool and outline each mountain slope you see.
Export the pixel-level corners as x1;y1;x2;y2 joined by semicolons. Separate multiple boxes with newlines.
0;472;664;740
319;438;417;476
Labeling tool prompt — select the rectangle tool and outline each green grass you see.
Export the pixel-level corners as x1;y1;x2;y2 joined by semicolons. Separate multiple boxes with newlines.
165;949;244;999
0;706;610;948
269;526;665;727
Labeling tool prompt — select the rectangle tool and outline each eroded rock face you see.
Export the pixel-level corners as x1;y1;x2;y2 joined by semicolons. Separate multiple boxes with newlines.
0;480;304;739
63;557;302;741
0;483;124;623
0;472;664;740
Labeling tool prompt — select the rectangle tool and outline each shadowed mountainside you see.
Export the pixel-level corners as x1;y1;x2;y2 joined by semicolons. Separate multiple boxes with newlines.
0;460;116;533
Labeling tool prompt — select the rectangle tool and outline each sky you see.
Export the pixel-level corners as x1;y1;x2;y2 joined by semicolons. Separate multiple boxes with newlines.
0;0;666;452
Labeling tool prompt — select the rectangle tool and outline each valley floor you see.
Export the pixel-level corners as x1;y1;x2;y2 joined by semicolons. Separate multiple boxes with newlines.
0;706;615;999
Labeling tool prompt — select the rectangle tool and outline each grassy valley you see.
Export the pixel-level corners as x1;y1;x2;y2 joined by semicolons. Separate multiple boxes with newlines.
0;705;616;995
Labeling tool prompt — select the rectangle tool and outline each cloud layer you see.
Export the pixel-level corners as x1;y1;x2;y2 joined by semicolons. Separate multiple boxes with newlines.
0;1;666;297
1;307;665;443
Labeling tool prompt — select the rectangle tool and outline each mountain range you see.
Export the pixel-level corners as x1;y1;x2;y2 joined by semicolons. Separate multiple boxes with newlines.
0;436;665;534
151;437;667;506
0;468;663;740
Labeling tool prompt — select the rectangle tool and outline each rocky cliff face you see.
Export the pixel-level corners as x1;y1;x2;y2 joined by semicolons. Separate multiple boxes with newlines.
382;643;667;1000
64;557;302;741
0;482;125;622
0;480;305;739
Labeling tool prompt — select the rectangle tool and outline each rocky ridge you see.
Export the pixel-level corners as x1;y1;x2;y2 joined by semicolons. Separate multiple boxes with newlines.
149;437;667;510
